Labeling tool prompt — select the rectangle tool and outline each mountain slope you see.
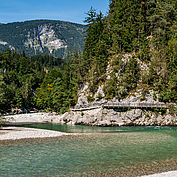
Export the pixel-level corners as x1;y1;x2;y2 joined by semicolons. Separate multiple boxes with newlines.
0;20;86;58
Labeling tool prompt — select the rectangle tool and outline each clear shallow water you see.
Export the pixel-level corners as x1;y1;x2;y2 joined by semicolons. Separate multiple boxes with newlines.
1;125;177;177
16;123;176;133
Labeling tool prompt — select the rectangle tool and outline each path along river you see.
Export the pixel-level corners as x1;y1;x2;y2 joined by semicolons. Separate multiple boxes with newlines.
1;125;177;176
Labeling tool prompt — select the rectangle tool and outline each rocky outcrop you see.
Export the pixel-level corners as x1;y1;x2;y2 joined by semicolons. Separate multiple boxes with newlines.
0;40;15;50
56;89;177;126
4;109;177;127
0;20;86;58
56;51;176;127
25;25;67;54
57;107;177;126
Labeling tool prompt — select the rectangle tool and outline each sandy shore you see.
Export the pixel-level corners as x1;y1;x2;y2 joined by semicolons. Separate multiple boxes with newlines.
0;113;70;141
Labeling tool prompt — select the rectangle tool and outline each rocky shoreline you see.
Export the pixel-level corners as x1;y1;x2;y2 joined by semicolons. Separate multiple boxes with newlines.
58;107;177;127
57;88;177;127
2;107;177;127
3;112;61;124
2;88;176;127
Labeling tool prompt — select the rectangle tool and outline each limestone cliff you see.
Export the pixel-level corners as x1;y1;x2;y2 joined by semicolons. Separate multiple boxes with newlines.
0;20;86;58
25;24;67;54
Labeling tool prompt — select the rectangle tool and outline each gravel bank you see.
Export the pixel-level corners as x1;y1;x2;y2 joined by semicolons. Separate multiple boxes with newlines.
4;112;61;124
142;171;177;177
0;127;69;141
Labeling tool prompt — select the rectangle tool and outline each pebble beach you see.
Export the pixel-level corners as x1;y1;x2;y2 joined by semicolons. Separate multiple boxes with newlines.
3;112;62;124
0;113;75;142
0;126;69;141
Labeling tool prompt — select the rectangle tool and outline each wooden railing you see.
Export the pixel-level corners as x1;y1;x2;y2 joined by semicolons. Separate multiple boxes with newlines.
70;102;169;111
103;102;167;109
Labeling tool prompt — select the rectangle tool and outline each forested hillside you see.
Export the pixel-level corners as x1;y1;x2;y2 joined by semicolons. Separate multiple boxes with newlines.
0;50;81;113
0;20;86;58
81;0;177;104
0;0;176;114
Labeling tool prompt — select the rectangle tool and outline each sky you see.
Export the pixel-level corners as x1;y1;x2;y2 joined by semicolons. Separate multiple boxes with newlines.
0;0;109;24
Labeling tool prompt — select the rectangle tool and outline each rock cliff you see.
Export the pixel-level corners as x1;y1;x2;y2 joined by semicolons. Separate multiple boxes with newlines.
57;90;177;126
0;20;86;58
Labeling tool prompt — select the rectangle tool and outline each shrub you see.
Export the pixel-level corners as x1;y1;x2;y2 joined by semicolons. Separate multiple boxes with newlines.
168;104;177;116
87;95;95;103
0;116;6;128
96;93;103;100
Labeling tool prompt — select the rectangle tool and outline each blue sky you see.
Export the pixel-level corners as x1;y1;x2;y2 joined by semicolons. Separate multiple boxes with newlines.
0;0;109;24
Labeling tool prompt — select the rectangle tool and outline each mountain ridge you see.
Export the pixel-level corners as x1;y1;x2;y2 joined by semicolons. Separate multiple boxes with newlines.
0;19;86;58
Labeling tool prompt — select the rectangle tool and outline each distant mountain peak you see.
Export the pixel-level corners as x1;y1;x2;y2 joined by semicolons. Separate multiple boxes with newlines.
0;19;86;58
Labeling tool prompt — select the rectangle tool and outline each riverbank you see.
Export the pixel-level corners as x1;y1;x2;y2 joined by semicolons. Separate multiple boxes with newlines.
2;109;177;127
1;113;177;177
143;170;177;177
0;113;75;141
90;159;177;177
3;112;61;124
0;126;69;141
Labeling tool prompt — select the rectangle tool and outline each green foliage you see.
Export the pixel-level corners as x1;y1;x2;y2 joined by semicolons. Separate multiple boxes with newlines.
109;0;148;52
0;50;46;112
122;57;140;89
159;72;177;103
0;0;177;114
112;55;124;73
104;78;117;100
153;91;157;100
35;53;80;113
0;116;6;128
30;54;64;69
96;93;103;100
0;49;82;114
83;8;109;91
168;104;177;116
87;95;95;103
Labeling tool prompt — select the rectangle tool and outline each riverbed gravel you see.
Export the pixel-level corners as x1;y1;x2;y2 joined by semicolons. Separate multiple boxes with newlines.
0;126;69;140
3;112;61;124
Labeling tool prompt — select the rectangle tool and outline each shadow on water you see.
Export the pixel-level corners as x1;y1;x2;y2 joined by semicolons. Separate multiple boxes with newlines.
13;123;177;134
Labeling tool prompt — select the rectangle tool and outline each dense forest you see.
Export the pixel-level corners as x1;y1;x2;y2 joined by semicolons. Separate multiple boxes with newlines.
0;50;82;113
0;0;176;114
83;0;177;103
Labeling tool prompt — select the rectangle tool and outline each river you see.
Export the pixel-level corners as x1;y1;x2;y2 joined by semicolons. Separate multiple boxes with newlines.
1;125;177;176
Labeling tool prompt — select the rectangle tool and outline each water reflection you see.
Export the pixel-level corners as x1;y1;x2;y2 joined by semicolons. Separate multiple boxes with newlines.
18;123;177;133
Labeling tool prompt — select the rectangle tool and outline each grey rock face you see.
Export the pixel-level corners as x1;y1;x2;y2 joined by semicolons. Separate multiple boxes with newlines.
0;20;86;58
125;109;142;120
58;106;176;127
64;81;176;126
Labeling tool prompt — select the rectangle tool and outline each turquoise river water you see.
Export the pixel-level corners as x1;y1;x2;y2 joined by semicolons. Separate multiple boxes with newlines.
1;125;177;176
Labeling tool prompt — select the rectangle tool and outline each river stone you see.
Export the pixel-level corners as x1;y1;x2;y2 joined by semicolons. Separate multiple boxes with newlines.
97;120;111;126
125;109;142;121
